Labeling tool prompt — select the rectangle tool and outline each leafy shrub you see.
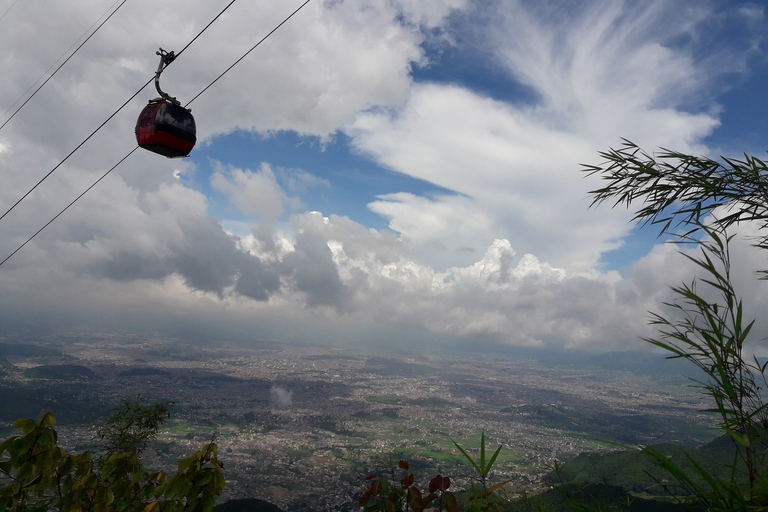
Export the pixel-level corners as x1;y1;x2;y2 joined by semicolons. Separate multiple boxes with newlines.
0;405;225;512
585;141;768;509
359;432;508;511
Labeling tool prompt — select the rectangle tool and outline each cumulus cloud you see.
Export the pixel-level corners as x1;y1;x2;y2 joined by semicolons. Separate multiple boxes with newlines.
345;0;748;272
236;214;679;348
0;0;445;291
0;0;766;352
349;84;612;270
368;192;498;269
211;163;293;224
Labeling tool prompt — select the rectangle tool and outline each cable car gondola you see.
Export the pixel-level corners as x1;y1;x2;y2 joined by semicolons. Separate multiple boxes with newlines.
135;49;196;158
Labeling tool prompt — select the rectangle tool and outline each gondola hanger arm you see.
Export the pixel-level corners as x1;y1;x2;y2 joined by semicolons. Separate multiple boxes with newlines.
154;48;181;106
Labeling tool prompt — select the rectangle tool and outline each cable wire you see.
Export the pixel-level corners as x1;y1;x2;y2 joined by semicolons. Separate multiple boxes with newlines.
186;0;312;107
0;76;153;224
0;0;239;224
176;0;236;59
0;0;20;25
0;0;128;131
0;0;312;268
0;147;140;267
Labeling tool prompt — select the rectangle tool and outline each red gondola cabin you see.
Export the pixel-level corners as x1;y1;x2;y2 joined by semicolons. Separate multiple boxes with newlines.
135;99;196;158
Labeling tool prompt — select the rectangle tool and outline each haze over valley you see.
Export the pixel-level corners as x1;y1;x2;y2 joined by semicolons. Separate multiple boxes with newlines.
0;336;714;511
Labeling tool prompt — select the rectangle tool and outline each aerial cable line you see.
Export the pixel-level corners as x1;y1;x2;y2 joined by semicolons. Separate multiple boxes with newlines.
0;148;139;267
0;0;238;224
0;0;20;25
174;0;237;59
0;0;312;268
0;76;153;224
0;0;128;131
186;0;312;107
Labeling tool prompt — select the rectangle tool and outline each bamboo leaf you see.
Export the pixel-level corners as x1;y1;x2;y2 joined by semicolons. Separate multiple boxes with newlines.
480;431;486;472
485;444;504;477
452;440;480;475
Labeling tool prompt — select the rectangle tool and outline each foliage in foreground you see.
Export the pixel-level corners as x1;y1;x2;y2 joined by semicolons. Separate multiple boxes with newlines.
550;440;741;497
585;141;768;509
0;404;224;512
360;432;509;512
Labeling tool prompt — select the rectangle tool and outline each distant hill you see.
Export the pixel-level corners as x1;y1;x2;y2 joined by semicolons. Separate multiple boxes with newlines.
23;364;95;381
0;357;12;376
214;498;285;512
507;483;699;511
120;368;171;377
0;384;109;424
552;439;743;496
0;343;62;357
500;403;705;445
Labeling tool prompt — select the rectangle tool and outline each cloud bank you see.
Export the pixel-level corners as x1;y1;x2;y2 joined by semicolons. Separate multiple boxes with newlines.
1;0;766;350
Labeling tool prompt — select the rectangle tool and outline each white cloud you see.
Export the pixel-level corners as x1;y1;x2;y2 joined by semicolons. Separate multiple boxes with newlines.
487;1;719;141
270;385;293;408
178;0;441;139
211;163;290;223
348;83;628;271
367;192;498;269
345;0;749;274
0;0;765;352
393;0;467;29
234;214;662;349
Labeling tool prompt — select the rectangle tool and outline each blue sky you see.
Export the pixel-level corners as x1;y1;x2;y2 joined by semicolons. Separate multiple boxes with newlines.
192;131;450;235
1;0;767;350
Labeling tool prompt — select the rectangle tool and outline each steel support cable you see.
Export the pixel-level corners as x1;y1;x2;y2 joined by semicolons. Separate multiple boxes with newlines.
0;147;139;267
186;0;311;107
0;0;239;224
0;0;311;268
0;0;128;131
0;76;154;224
0;0;230;127
175;0;236;59
0;0;20;25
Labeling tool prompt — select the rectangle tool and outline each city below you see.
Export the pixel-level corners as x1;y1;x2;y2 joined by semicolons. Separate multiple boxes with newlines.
0;335;714;511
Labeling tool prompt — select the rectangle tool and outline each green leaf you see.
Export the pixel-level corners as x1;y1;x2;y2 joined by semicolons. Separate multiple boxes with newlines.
451;439;480;475
17;462;35;481
0;437;16;454
13;419;35;432
11;435;34;455
178;454;198;473
480;431;486;471
484;444;503;477
194;469;213;487
485;480;512;496
213;470;225;493
201;489;215;512
723;427;749;447
172;477;191;497
40;413;56;428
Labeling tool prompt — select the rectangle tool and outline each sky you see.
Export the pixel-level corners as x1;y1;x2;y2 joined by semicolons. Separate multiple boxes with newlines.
1;0;768;352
